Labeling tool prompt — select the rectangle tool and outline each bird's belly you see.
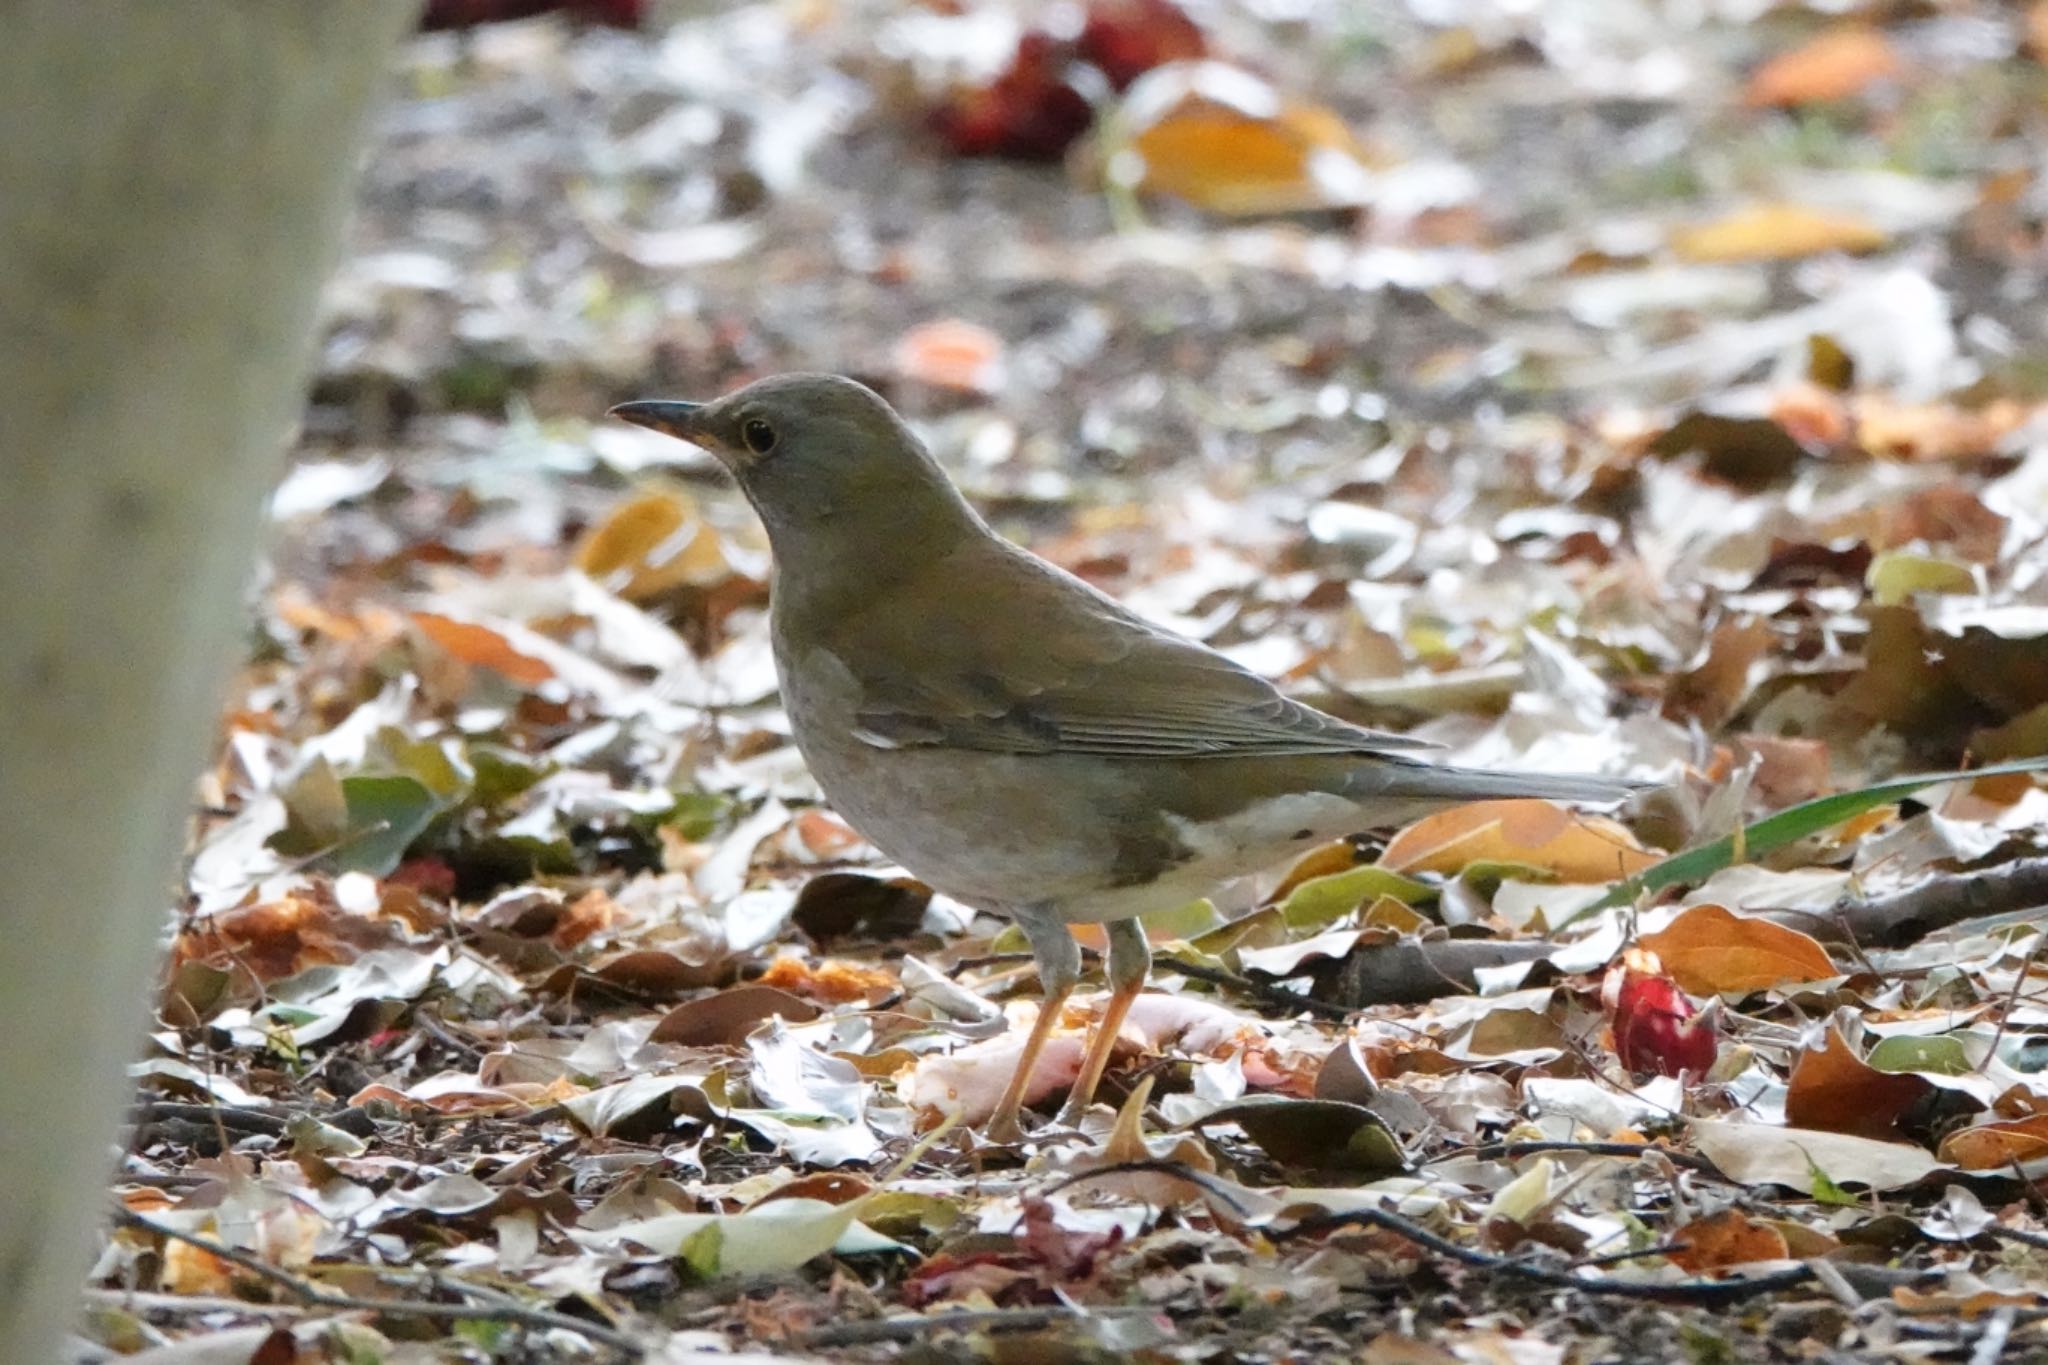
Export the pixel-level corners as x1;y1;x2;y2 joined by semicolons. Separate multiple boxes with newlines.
795;738;1125;911
792;734;1370;923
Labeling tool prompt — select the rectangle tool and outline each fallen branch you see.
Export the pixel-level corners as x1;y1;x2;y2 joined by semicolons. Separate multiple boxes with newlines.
1328;939;1553;1009
109;1208;642;1359
1155;955;1355;1019
1767;858;2048;949
800;1304;1164;1349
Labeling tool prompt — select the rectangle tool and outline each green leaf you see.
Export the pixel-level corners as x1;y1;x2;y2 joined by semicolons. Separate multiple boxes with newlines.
1561;757;2048;926
331;773;443;875
1278;864;1431;931
1867;1034;1973;1077
1186;1097;1407;1175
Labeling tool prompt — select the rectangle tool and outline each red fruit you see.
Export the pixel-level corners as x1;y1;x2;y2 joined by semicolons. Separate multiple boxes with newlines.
1604;963;1718;1078
1078;0;1207;91
931;32;1096;160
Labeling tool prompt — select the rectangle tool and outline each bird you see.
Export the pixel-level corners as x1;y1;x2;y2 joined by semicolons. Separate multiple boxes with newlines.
610;373;1640;1140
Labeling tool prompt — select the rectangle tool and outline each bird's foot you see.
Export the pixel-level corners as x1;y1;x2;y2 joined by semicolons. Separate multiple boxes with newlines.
982;1109;1029;1145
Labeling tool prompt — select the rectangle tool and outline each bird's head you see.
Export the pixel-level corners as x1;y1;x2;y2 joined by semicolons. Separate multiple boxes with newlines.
608;373;979;557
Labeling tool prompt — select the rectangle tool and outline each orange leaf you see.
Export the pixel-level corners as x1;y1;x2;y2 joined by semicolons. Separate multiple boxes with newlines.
409;612;554;686
1784;1023;1931;1139
1667;1210;1790;1272
1939;1114;2048;1170
1381;799;1658;882
1638;903;1838;996
894;319;1004;393
1744;25;1901;107
1670;204;1887;263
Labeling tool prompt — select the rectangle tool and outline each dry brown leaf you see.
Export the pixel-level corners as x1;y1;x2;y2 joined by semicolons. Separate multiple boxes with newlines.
1639;904;1837;997
1381;799;1659;882
1784;1023;1931;1139
650;983;821;1047
1938;1114;2048;1170
1666;1209;1790;1272
1669;204;1887;263
1744;25;1901;107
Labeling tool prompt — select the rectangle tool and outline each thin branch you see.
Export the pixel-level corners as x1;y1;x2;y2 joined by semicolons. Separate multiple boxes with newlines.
1155;955;1355;1019
1269;1206;1817;1305
109;1208;642;1359
1449;1140;1716;1175
800;1304;1164;1349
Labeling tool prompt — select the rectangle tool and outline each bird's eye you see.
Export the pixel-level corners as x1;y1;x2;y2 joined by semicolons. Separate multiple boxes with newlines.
741;418;777;455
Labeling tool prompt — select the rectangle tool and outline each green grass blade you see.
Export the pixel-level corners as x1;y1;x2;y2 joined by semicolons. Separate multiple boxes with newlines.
1556;756;2048;927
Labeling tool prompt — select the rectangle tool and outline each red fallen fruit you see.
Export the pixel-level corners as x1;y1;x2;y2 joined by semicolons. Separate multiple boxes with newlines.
1604;959;1719;1078
1079;0;1207;91
931;31;1095;160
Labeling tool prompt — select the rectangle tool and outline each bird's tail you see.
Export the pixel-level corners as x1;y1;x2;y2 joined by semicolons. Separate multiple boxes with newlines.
1354;758;1646;807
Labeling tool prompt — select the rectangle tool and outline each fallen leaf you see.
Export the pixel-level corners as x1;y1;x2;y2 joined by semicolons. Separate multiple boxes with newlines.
1784;1024;1933;1139
1670;204;1887;263
1745;25;1902;107
1938;1114;2048;1170
573;485;730;601
409;612;554;687
1692;1118;1947;1191
1667;1209;1791;1272
1382;800;1658;883
1638;904;1837;996
1115;61;1376;215
893;319;1005;393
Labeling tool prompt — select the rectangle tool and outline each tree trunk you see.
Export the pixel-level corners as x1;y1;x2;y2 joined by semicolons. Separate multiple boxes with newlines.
0;5;414;1357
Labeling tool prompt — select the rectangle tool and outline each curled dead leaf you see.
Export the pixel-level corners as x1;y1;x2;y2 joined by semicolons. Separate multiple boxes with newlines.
1381;799;1658;883
1638;903;1837;996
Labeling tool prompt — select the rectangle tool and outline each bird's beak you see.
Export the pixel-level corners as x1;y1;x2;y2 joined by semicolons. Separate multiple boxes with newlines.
607;399;706;441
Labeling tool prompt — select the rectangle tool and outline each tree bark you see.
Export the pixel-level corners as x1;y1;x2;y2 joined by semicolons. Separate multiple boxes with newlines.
0;6;413;1357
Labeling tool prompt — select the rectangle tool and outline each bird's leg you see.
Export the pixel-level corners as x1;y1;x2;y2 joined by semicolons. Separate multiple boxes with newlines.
1057;915;1151;1127
984;904;1079;1143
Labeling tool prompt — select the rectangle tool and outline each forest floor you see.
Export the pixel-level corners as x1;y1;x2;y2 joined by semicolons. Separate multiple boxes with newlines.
81;3;2048;1362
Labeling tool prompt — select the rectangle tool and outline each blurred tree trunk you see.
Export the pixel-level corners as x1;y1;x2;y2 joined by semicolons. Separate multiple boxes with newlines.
0;5;414;1357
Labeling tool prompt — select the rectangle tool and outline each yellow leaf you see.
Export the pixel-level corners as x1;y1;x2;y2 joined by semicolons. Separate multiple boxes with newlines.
1639;903;1837;996
1670;204;1887;263
574;485;729;601
1380;799;1658;883
1118;62;1373;216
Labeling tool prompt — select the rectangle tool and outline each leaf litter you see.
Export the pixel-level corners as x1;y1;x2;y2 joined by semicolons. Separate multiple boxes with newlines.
85;0;2048;1361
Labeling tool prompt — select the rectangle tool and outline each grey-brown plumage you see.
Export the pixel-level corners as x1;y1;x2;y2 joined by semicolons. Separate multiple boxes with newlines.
612;373;1638;1138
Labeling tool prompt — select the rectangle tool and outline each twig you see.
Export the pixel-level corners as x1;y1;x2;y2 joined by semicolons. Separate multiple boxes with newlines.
1450;1140;1715;1175
109;1208;642;1359
1155;955;1355;1019
1270;1205;1816;1305
1038;1159;1275;1222
128;1101;287;1138
800;1304;1163;1349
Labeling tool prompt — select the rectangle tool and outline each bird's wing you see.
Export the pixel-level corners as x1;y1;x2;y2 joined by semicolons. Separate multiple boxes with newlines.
832;544;1437;760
